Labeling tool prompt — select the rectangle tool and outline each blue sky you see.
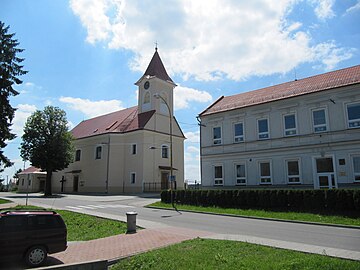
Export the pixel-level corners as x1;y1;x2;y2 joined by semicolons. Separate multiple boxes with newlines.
1;0;359;184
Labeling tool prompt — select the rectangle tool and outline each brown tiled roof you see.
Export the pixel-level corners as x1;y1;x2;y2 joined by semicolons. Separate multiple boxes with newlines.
71;107;155;139
18;166;43;174
200;65;360;116
142;49;174;84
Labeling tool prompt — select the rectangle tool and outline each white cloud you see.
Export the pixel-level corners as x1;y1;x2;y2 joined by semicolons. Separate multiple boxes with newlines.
70;0;353;81
184;131;200;143
345;1;360;14
174;85;212;110
310;0;335;20
187;146;199;154
12;104;37;137
59;96;124;118
312;41;355;70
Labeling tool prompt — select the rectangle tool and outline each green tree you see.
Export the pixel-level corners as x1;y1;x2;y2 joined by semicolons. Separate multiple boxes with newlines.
20;106;74;196
0;22;27;171
13;168;22;179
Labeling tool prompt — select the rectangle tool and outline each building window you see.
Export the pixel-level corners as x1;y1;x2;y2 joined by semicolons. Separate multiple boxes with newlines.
286;160;301;184
22;179;24;186
131;144;137;155
312;108;327;132
234;123;244;142
214;165;223;186
284;114;297;136
235;164;246;185
259;161;272;184
258;118;269;139
95;146;102;159
347;103;360;128
142;91;151;111
75;149;81;161
213;127;222;145
130;172;136;184
353;156;360;182
162;145;169;158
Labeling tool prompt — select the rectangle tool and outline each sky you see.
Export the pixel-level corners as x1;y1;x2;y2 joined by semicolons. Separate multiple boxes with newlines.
1;0;359;184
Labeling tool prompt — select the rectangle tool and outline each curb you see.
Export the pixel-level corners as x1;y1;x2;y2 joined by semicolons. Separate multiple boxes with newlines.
146;205;360;230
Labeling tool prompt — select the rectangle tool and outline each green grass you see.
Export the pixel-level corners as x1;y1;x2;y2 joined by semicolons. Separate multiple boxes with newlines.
150;202;360;227
4;205;128;241
112;238;360;270
0;198;11;204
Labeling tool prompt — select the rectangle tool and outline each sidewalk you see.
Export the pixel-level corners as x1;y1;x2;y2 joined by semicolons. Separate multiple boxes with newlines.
49;226;211;265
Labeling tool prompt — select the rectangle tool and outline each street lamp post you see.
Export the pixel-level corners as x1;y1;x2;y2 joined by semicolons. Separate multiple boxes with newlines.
154;93;175;208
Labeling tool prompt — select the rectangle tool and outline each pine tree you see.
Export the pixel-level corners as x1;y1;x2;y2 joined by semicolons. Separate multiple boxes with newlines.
0;21;27;171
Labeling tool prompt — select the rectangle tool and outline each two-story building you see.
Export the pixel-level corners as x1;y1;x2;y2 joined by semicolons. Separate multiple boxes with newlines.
52;49;185;194
199;65;360;189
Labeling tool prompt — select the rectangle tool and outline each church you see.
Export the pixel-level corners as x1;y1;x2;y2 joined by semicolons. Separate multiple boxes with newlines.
52;49;185;194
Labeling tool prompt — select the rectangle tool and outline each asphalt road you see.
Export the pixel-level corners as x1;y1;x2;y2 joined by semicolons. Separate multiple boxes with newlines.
1;192;359;252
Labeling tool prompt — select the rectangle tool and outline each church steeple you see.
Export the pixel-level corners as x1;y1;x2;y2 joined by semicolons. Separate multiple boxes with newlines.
142;49;174;84
136;48;176;114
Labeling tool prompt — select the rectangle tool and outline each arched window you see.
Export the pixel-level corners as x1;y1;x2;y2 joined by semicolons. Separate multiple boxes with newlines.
160;92;169;115
142;91;151;111
161;145;169;158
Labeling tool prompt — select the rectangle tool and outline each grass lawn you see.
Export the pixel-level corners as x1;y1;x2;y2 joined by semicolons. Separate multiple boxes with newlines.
0;198;11;204
149;202;360;227
4;205;128;241
112;238;360;270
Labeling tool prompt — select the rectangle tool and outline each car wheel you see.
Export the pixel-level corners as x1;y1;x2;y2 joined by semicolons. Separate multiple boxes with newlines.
25;246;47;267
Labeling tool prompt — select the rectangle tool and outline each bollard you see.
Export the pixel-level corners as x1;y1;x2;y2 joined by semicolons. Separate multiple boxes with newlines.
126;211;137;233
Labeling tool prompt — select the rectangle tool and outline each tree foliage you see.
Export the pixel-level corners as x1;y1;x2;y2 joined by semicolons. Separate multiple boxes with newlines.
20;106;74;196
0;21;27;170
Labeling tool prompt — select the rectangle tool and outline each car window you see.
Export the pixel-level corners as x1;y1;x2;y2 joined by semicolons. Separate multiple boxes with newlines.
28;215;62;229
1;216;27;232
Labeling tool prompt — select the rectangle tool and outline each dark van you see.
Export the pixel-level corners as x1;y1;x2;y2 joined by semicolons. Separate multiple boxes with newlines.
0;210;67;267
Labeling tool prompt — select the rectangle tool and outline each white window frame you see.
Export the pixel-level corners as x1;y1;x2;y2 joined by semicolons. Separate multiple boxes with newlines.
285;159;301;184
346;102;360;129
283;113;297;136
214;164;224;186
259;161;272;184
130;172;136;184
234;122;244;143
161;144;169;159
213;126;222;145
95;145;102;160
257;118;269;140
351;155;360;182
235;163;246;185
312;108;328;133
131;144;137;155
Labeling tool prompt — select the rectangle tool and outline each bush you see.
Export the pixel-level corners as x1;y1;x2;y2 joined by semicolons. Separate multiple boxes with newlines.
161;188;359;213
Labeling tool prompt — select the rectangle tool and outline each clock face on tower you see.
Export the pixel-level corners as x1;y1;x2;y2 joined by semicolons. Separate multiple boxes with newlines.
144;81;150;89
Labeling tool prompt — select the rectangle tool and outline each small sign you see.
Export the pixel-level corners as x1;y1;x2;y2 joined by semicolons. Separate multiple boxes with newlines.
169;175;176;182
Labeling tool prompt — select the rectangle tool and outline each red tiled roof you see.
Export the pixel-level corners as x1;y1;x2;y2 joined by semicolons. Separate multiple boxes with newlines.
140;49;174;84
18;166;42;174
200;65;360;116
71;107;155;139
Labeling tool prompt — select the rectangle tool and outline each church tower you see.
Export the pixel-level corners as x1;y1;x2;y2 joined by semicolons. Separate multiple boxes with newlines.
135;48;176;115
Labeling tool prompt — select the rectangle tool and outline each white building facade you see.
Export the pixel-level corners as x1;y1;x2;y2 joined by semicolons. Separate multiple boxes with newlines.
52;49;185;194
199;65;360;189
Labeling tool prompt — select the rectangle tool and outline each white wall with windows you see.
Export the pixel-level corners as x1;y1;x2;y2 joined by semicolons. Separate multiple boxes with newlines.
200;84;360;189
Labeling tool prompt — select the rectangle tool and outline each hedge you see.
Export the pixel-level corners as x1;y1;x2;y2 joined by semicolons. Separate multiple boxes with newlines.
161;189;360;212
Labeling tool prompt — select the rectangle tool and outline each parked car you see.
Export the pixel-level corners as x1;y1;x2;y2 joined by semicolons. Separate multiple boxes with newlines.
0;210;67;267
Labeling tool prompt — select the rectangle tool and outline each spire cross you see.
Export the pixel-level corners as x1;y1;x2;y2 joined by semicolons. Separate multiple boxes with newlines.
155;41;158;51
